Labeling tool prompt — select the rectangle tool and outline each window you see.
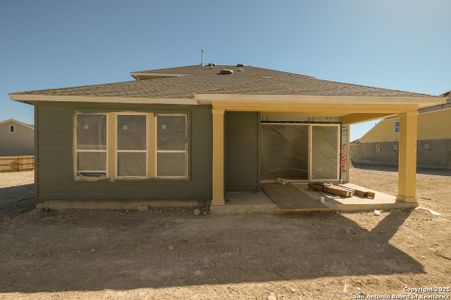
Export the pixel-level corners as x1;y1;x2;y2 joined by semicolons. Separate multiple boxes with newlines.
376;144;381;152
76;114;107;177
116;114;147;177
9;125;15;133
156;114;188;178
424;143;431;151
74;112;190;180
311;125;339;180
394;121;400;133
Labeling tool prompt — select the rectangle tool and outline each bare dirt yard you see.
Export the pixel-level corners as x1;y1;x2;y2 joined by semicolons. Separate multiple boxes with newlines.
0;168;450;299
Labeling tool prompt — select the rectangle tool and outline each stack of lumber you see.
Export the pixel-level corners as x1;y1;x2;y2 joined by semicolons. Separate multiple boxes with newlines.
308;182;375;199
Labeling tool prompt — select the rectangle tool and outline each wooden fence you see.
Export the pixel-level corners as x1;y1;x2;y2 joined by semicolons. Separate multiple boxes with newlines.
0;156;35;172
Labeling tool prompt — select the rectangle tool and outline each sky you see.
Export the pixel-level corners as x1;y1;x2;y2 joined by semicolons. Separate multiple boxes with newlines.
1;0;450;141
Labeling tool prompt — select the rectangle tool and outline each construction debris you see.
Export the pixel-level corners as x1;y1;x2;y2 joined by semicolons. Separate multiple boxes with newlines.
308;182;375;199
267;293;277;300
415;205;441;216
309;182;352;197
352;188;376;199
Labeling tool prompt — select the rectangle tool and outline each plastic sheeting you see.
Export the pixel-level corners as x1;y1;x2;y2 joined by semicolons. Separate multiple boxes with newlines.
117;152;146;177
312;126;338;180
76;114;106;150
76;114;107;176
261;124;309;180
117;115;147;177
117;115;147;150
77;152;106;172
157;115;186;151
157;115;187;177
157;153;186;177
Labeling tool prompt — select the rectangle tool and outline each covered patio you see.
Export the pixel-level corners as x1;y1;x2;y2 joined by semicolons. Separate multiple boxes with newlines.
197;94;444;213
217;181;415;214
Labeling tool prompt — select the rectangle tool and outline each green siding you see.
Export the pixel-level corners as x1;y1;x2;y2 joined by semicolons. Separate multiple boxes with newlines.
36;102;212;203
225;112;259;191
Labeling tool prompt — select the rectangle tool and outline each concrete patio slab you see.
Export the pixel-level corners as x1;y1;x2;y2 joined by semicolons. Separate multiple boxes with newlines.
210;191;277;215
211;183;417;215
292;183;417;212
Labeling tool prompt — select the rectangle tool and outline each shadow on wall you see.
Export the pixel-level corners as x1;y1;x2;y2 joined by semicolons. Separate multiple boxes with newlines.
0;209;423;293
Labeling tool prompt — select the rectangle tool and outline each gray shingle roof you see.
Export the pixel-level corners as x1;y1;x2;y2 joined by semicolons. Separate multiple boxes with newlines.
11;65;436;99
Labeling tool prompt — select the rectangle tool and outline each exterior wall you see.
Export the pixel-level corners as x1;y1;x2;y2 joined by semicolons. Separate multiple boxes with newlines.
351;139;451;170
36;102;212;203
417;139;451;169
359;107;451;143
351;141;399;167
0;120;34;156
225;112;259;191
352;106;451;170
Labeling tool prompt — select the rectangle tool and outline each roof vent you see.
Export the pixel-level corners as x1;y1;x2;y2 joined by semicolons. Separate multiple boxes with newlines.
219;69;234;75
236;63;245;67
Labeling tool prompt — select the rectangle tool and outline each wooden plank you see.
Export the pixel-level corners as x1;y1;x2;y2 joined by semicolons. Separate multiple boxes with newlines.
308;182;353;197
337;184;376;199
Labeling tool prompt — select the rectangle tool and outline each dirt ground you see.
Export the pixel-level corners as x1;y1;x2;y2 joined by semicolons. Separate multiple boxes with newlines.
0;168;450;299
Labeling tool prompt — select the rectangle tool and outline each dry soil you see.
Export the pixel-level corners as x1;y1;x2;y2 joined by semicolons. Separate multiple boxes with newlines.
0;168;450;299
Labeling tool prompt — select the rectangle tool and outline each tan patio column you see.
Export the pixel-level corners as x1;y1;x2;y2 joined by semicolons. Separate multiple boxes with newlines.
212;108;225;205
397;111;418;202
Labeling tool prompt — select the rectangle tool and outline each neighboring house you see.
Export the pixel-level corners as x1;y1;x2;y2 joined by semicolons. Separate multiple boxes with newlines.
9;65;446;209
351;91;451;170
0;118;34;156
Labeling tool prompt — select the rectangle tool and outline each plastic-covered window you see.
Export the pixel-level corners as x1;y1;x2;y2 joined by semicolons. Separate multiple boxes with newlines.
116;115;147;177
261;124;309;180
312;126;338;180
156;115;187;178
76;114;107;177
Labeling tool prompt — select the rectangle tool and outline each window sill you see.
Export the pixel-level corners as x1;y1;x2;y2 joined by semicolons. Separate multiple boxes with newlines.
75;176;109;182
111;177;190;182
74;176;191;182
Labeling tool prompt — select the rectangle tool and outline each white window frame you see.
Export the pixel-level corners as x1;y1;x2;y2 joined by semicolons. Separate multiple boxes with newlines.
115;112;149;179
74;113;108;178
155;113;189;179
9;125;15;133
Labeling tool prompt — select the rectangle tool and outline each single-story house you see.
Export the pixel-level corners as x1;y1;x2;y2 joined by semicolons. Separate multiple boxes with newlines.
0;118;34;156
351;91;451;170
9;65;446;210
